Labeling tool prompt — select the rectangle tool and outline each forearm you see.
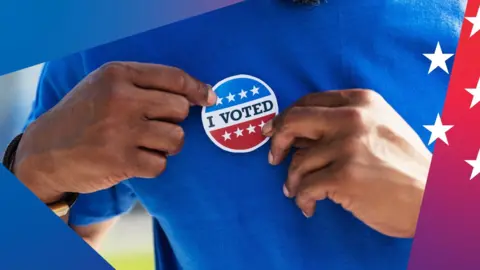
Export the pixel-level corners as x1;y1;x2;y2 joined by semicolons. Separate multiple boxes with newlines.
71;218;119;251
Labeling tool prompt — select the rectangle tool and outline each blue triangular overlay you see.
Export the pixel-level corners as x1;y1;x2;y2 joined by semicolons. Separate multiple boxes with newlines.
0;0;243;76
0;166;113;270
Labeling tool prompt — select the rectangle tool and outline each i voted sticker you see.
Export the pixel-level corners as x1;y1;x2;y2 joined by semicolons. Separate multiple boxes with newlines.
201;74;279;153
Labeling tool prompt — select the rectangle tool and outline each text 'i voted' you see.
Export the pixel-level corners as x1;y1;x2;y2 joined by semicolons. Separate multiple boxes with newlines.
201;74;279;153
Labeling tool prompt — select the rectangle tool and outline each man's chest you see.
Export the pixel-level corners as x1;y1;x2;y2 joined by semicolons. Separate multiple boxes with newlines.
81;0;460;123
79;0;460;216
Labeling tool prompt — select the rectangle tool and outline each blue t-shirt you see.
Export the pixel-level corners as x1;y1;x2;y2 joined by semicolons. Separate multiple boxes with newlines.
27;1;464;269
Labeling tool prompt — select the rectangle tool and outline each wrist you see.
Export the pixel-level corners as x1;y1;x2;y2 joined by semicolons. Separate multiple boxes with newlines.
14;158;65;204
15;154;79;217
6;133;65;204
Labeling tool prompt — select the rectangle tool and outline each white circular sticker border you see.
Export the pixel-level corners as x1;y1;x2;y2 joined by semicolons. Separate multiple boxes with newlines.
201;74;279;154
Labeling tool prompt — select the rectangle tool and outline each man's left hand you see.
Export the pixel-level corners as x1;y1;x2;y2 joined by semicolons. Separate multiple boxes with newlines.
262;89;432;238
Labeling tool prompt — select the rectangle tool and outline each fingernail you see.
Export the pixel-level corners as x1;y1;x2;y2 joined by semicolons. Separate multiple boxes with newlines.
206;84;217;106
262;120;273;135
302;211;311;218
268;150;275;165
283;184;290;197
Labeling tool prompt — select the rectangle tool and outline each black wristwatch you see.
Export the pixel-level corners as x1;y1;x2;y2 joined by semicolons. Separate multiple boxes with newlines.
2;133;78;217
2;133;23;173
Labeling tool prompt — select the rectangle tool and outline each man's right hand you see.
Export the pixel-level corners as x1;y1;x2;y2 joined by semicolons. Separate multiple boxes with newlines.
14;62;216;204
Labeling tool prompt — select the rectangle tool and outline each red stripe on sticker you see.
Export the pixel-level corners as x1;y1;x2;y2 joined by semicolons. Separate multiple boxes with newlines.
210;113;276;151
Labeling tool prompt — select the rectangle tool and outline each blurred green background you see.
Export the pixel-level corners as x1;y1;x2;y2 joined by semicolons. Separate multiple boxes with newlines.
105;253;154;270
98;205;155;270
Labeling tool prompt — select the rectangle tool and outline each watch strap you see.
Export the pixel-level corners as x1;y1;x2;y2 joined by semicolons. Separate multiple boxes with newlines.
2;133;23;173
47;192;79;217
2;133;79;217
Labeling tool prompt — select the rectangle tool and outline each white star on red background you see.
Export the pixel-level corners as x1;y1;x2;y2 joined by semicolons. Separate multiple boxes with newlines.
466;149;480;180
423;114;454;145
234;127;244;137
466;6;480;38
222;131;231;141
423;9;480;181
465;78;480;109
423;42;454;74
216;118;273;144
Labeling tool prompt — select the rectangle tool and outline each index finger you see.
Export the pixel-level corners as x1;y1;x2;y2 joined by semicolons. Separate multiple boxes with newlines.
123;62;217;106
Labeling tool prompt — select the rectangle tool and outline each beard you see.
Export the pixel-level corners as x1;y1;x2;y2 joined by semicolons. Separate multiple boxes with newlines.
292;0;326;4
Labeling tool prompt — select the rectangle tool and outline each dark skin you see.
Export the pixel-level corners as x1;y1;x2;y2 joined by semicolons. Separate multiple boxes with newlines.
262;90;431;238
10;1;428;253
15;62;217;204
14;62;428;249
